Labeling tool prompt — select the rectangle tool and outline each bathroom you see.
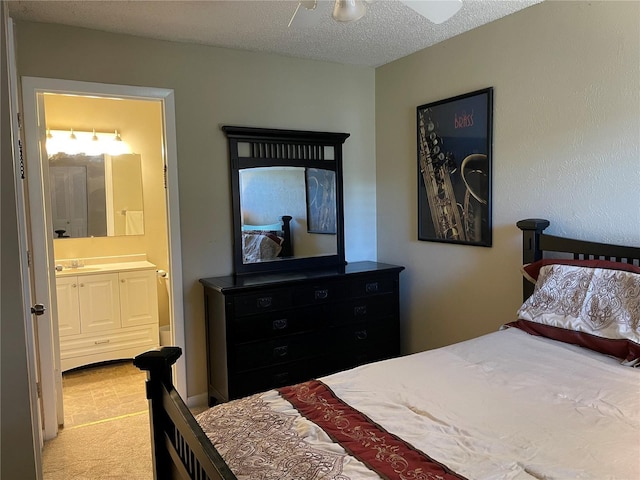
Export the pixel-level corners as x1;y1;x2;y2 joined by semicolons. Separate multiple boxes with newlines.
43;92;171;426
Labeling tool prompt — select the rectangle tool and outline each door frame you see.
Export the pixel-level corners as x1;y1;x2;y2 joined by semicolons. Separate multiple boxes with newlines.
21;77;186;439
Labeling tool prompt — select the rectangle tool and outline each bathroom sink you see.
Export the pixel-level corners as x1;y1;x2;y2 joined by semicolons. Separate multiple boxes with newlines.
55;258;157;276
56;265;107;274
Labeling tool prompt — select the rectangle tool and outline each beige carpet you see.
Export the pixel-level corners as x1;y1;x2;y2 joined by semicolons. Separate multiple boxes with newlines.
43;361;153;479
42;410;153;479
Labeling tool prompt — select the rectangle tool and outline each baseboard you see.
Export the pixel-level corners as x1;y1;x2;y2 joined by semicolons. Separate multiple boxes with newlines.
186;392;208;410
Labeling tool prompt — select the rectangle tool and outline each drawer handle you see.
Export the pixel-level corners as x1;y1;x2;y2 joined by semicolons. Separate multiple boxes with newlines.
272;319;288;330
314;289;329;300
354;305;367;316
273;345;289;358
365;282;379;293
257;296;273;309
354;330;368;341
94;339;110;345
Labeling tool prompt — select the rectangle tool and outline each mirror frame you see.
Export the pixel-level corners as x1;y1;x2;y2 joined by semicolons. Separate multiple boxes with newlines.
223;126;349;275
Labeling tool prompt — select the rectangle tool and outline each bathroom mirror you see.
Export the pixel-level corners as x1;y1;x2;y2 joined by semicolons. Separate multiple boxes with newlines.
48;153;144;238
224;126;349;275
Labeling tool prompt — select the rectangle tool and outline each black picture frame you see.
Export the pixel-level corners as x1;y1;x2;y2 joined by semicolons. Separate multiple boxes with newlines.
417;87;493;247
305;167;337;234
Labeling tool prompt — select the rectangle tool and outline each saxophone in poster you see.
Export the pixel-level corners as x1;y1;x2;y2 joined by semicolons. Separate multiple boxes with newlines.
417;89;493;246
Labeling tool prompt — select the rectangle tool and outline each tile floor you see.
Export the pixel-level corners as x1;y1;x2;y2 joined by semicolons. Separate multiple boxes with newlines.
61;360;148;428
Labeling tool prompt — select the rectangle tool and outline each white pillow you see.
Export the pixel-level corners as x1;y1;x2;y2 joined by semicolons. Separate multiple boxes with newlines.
517;264;640;345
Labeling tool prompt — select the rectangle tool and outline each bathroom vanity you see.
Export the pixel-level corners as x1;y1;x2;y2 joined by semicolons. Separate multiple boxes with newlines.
55;255;159;371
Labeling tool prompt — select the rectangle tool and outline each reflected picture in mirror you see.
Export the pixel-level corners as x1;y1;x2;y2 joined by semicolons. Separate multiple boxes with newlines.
305;168;336;234
48;153;144;238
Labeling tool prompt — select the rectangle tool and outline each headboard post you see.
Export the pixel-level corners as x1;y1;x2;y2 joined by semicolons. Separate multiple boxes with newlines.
134;347;182;480
280;215;293;257
516;218;550;300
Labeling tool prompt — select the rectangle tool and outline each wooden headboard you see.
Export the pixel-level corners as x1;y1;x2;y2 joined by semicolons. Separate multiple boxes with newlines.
517;218;640;300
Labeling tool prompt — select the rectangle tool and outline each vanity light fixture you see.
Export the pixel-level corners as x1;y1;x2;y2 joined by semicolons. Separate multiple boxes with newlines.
109;129;129;155
45;128;132;157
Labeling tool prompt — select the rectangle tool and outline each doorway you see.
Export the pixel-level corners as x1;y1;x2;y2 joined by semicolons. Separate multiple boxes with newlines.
21;77;186;441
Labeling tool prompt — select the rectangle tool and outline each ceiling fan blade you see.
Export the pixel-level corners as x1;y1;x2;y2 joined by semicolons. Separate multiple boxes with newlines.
400;0;462;24
288;0;321;28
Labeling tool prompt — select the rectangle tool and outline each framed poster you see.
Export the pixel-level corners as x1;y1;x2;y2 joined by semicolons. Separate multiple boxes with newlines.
305;168;336;234
417;87;493;247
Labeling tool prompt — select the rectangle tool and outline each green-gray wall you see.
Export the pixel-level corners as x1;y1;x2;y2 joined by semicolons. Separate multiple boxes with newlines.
376;0;640;353
12;20;376;402
5;2;639;475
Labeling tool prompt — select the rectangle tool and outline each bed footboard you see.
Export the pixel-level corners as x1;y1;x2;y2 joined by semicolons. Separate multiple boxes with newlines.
134;347;237;480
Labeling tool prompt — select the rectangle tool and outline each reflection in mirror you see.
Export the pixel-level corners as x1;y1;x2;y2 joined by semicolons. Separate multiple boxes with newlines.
224;125;349;275
239;166;337;264
48;153;144;238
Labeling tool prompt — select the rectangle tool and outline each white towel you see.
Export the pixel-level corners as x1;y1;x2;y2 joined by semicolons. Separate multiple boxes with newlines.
125;210;144;235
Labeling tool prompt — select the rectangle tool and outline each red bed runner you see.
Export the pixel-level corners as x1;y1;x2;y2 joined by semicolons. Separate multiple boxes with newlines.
278;380;467;480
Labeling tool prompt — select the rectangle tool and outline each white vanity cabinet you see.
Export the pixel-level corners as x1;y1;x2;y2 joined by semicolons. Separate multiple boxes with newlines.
56;263;159;371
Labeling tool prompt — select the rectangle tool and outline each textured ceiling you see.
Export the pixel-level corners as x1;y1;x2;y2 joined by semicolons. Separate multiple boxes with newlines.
7;0;543;67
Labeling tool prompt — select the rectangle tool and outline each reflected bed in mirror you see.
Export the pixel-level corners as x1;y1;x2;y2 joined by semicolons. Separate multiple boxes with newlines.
48;153;144;238
224;126;350;275
241;216;293;264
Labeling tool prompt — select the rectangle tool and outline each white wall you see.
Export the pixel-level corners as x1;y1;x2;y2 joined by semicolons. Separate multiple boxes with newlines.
13;21;377;398
375;0;640;354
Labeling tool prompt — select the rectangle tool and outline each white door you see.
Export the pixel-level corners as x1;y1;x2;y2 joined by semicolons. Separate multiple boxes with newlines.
20;83;63;441
5;15;44;477
49;165;88;238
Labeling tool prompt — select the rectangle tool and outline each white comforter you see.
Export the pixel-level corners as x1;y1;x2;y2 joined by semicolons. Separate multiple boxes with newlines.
198;328;640;480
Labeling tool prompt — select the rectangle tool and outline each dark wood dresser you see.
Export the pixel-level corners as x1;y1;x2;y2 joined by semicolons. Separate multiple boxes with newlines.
200;261;404;405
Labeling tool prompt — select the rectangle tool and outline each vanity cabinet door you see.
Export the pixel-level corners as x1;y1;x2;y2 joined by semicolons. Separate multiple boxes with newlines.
56;276;81;336
78;273;121;333
119;269;159;328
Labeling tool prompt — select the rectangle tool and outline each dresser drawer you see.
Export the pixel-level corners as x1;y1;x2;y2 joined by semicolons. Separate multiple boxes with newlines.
292;280;345;306
330;320;399;369
232;289;293;316
330;294;396;325
350;275;397;297
230;358;327;399
331;318;398;351
229;304;330;342
231;331;325;371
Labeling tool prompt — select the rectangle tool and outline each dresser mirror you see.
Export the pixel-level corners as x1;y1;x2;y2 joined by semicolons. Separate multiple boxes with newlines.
224;126;349;275
48;153;144;238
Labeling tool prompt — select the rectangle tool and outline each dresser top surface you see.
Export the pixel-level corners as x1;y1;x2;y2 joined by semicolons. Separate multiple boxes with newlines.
200;261;404;292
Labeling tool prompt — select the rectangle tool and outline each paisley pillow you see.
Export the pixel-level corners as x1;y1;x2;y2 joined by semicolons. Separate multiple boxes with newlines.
515;264;640;364
521;258;640;284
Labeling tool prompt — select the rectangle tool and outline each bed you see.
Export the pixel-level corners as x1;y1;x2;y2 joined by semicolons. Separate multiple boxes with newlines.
134;218;640;480
241;215;293;264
